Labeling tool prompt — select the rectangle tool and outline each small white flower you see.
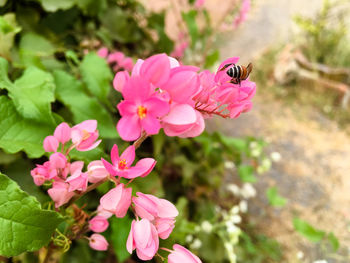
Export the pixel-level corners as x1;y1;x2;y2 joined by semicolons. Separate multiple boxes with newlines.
191;239;202;249
201;221;213;233
231;215;241;224
227;184;240;196
230;205;240;215
313;260;328;263
249;141;258;149
270;152;281;162
296;251;304;259
241;183;256;199
186;235;193;243
251;149;261;157
224;161;235;169
239;200;248;213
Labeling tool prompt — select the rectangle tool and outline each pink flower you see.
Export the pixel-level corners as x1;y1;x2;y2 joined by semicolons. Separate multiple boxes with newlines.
101;144;156;179
89;216;109;233
168;244;202;263
140;53;171;87
66;161;88;192
89;234;109;251
233;0;251;28
31;164;49;186
133;192;179;221
71;120;101;151
87;160;109;183
117;76;170;141
127;219;159;260
97;47;109;58
194;0;205;9
155;218;175;239
48;181;75;208
43;136;59;152
100;183;132;218
54;122;71;144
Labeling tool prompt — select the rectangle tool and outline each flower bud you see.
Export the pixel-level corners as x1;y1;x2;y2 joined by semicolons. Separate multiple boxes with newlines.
43;136;59;152
89;216;109;233
89;234;108;251
54;122;71;144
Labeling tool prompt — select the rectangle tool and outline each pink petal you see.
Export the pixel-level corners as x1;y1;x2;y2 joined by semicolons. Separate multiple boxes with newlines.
120;145;135;166
179;110;205;138
53;122;71;144
143;97;170;118
122;76;151;102
131;59;144;76
113;71;129;93
117;115;142;141
73;120;97;133
110;144;120;166
101;158;117;176
157;199;179;218
117;100;137;116
127;221;135;253
162;104;197;125
141;116;161;135
134;219;151;248
115;187;132;218
100;185;123;212
140;53;170;87
70;161;84;175
43;135;59;152
134;158;156;177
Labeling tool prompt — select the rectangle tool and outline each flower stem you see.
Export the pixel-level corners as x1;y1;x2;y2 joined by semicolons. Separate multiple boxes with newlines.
133;131;148;149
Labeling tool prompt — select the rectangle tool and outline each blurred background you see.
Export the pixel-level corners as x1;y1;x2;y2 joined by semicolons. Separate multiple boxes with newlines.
0;0;350;262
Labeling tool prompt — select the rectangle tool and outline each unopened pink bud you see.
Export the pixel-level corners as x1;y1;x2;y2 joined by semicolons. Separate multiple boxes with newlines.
43;136;59;152
89;234;108;251
49;152;67;169
89;216;109;233
54;122;71;144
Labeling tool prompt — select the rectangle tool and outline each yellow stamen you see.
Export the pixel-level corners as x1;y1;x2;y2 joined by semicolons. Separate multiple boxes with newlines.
137;106;147;119
118;159;127;170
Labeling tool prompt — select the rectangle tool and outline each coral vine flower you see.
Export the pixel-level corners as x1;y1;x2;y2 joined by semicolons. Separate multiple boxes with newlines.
101;144;156;179
66;161;88;192
168;244;202;263
87;160;109;183
89;216;109;233
71;120;101;151
48;181;75;208
117;76;170;141
100;183;132;218
127;219;159;260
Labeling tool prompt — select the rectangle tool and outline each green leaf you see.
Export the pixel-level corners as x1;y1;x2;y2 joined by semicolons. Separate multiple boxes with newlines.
54;70;116;138
37;0;75;12
182;10;198;46
79;53;113;104
19;33;56;69
0;96;53;158
0;13;21;59
293;218;326;243
266;187;287;207
0;57;56;124
204;49;220;69
0;173;63;257
327;232;340;252
237;165;256;183
110;215;132;262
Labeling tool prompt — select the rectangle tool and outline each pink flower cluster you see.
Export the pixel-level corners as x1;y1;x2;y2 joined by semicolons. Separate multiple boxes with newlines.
97;47;134;72
31;120;105;208
114;53;256;141
233;0;251;28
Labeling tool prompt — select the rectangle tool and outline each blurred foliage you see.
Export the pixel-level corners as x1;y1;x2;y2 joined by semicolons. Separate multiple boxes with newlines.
294;0;350;67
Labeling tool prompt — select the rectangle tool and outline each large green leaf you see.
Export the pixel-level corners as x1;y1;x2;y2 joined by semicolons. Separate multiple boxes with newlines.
0;173;63;257
0;96;52;158
79;53;113;104
110;215;132;262
0;57;56;125
54;70;116;138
